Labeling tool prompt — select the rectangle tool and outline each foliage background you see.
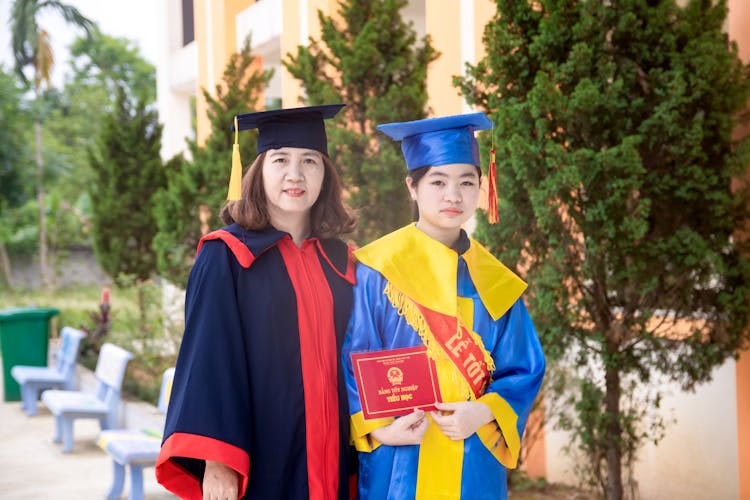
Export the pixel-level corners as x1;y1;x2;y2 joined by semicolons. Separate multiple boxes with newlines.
457;0;750;496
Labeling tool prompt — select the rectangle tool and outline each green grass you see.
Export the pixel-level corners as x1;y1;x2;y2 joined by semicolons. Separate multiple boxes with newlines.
0;282;179;405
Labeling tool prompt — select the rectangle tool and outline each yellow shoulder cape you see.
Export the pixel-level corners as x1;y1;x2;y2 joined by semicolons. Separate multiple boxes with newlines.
354;224;527;320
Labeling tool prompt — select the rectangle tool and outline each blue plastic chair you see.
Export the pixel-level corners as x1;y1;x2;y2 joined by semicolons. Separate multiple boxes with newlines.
41;343;133;453
11;326;86;416
98;367;175;500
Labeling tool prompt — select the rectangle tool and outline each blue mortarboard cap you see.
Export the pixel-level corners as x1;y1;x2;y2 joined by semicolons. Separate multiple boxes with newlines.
234;104;345;156
377;113;492;170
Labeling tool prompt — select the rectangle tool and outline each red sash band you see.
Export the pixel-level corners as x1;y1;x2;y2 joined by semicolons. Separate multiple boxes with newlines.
414;302;490;399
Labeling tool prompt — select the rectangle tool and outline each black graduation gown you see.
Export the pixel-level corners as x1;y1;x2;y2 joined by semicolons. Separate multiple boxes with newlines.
155;224;355;499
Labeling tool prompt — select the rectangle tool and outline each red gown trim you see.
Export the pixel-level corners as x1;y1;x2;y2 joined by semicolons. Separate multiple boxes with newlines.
278;237;340;500
197;230;255;268
155;432;250;499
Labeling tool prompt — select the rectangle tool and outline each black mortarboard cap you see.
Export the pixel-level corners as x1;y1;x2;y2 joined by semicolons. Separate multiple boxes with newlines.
227;104;345;200
234;104;345;156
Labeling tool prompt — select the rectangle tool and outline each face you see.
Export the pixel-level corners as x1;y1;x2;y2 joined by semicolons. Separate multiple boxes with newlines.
406;163;480;244
262;147;325;223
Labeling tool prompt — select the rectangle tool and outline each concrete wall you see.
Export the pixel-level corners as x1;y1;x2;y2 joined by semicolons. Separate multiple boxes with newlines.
634;362;739;500
543;361;740;500
4;248;108;290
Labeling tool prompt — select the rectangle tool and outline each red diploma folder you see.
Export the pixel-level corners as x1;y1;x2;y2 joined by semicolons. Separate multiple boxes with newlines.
351;346;442;419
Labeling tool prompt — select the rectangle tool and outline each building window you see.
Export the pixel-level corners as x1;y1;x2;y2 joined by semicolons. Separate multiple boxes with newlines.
182;0;195;46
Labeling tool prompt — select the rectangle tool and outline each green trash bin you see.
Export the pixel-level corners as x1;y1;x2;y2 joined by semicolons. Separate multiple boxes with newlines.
0;307;60;401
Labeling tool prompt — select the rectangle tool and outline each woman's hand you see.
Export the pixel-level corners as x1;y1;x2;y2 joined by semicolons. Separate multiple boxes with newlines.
203;460;239;500
430;401;494;441
370;409;429;446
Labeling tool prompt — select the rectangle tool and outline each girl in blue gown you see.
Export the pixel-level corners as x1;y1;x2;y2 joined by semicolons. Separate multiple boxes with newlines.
342;113;546;500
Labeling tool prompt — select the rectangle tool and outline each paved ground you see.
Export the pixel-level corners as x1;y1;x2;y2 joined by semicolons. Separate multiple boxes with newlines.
0;356;176;499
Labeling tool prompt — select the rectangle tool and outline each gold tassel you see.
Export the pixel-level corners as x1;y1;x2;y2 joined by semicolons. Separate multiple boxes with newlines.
468;326;496;372
386;281;496;372
384;282;444;362
227;116;242;201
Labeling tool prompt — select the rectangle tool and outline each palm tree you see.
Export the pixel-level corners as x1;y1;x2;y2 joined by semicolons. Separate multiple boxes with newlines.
10;0;93;290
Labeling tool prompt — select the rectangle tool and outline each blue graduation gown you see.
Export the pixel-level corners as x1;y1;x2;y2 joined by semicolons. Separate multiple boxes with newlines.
342;224;545;500
156;224;355;500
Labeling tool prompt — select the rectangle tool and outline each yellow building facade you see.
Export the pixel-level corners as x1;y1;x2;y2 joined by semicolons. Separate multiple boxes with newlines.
185;0;497;144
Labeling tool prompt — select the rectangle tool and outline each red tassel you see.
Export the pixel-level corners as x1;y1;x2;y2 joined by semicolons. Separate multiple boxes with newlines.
487;148;499;224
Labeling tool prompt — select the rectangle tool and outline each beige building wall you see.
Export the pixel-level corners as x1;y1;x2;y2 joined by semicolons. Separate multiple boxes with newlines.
425;0;463;116
543;360;740;499
729;0;750;63
155;0;198;161
424;0;495;116
280;0;307;106
737;349;750;500
194;0;255;144
635;362;739;499
279;0;494;116
728;2;750;498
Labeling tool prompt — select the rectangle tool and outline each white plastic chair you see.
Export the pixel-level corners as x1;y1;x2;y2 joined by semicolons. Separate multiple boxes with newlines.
98;367;175;500
11;326;86;417
41;343;133;453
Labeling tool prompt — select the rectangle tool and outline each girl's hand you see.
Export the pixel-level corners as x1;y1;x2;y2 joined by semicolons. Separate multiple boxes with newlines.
430;401;494;441
203;460;239;500
370;409;429;446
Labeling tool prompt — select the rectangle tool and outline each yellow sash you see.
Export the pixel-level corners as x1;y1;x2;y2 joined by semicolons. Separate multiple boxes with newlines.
355;225;527;497
355;224;526;322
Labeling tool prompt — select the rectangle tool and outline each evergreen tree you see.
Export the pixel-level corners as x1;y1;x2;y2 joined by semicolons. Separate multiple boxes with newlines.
152;38;272;287
89;87;165;284
37;32;159;271
457;1;750;498
284;0;438;244
0;69;31;209
0;67;33;288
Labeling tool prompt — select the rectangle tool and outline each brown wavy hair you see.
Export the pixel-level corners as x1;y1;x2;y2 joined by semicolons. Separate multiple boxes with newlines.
220;152;357;238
